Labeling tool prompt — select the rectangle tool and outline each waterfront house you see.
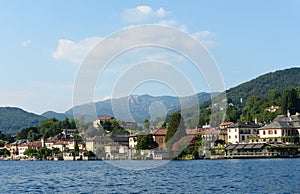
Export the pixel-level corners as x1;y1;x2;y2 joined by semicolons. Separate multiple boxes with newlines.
200;128;227;158
53;141;68;152
151;129;167;151
225;143;268;157
86;135;113;157
18;141;42;157
8;139;29;157
45;136;57;149
227;122;260;144
253;113;300;144
128;134;137;149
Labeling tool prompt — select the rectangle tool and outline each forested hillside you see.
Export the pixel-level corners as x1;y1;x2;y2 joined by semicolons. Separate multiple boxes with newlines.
226;67;300;107
0;107;46;134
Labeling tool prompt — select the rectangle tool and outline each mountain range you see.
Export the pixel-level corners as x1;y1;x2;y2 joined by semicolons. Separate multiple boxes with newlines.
0;67;299;134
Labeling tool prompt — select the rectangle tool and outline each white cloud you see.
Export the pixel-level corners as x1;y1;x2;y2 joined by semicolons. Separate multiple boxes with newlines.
193;31;215;39
22;40;32;47
52;28;216;66
51;37;102;64
193;31;216;48
122;5;170;23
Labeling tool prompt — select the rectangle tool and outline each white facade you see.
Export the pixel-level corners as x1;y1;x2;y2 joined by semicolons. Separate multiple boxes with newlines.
129;136;137;149
18;146;28;157
227;122;259;144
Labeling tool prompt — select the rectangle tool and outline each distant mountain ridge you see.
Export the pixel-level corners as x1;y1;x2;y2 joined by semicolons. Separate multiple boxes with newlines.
65;92;218;123
41;111;67;121
1;67;299;134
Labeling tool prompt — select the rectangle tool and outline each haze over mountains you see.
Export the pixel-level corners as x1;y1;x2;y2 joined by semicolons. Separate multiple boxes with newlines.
0;67;299;134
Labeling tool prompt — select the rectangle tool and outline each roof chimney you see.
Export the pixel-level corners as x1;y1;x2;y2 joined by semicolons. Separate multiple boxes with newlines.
287;110;291;118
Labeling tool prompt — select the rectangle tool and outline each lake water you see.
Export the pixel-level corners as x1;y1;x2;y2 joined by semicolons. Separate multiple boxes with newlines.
0;159;299;193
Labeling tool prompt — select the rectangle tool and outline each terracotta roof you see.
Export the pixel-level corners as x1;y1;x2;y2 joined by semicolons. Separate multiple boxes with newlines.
219;122;234;126
18;142;42;147
98;116;115;121
151;129;167;136
185;129;199;135
54;141;68;145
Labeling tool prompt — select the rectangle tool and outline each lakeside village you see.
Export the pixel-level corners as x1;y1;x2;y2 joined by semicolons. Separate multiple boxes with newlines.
1;110;300;161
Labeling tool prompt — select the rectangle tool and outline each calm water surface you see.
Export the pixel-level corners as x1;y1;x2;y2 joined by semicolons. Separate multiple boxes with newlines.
0;159;299;193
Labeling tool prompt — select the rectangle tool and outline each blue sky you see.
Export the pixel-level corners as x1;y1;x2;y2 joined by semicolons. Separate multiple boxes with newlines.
0;1;299;114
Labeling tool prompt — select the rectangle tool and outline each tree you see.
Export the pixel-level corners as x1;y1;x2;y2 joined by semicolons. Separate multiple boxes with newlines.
165;112;186;152
0;148;10;157
240;96;272;123
281;89;298;115
61;118;71;129
39;118;61;138
51;147;61;156
24;148;38;157
225;105;240;122
37;147;51;159
268;89;281;105
198;109;211;127
84;150;96;157
16;127;40;140
143;119;150;130
73;129;80;138
74;142;79;156
136;134;158;150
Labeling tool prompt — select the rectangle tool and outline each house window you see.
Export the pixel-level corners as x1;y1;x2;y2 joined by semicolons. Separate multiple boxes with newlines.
263;131;266;135
268;130;273;135
229;136;231;139
274;138;277;142
159;138;163;143
235;129;237;132
242;136;245;141
229;129;231;133
274;130;277;135
235;135;237;139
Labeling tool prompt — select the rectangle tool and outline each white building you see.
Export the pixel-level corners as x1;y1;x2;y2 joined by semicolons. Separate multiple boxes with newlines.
227;122;260;144
256;114;300;144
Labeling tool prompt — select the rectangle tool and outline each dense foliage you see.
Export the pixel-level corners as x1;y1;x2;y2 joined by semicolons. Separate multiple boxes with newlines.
13;118;77;141
23;147;60;159
136;134;158;150
0;148;10;157
226;88;300;123
0;131;14;146
166;112;187;152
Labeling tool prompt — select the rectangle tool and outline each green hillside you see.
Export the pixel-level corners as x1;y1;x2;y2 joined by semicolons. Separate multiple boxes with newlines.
227;67;300;107
182;67;300;128
0;107;46;134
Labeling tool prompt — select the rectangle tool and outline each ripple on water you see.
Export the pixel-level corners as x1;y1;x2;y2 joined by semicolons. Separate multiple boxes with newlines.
0;159;299;193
